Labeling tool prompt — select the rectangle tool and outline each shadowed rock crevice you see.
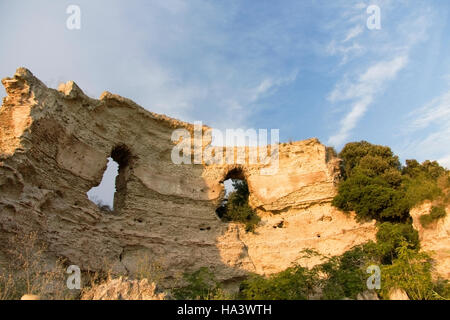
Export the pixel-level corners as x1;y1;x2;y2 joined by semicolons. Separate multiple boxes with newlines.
111;144;132;213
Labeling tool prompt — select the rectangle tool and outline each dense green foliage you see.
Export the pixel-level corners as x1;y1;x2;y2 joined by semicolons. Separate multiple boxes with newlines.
239;264;319;300
402;160;446;208
420;206;447;228
338;141;401;179
332;141;448;222
375;222;419;264
380;241;435;300
172;267;229;300
238;244;378;300
217;180;261;232
318;245;376;299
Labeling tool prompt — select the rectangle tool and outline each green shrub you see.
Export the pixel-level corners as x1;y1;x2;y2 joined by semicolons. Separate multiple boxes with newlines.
318;244;378;300
239;265;318;300
402;159;446;180
333;141;448;222
172;267;228;300
219;180;261;232
432;279;450;300
235;224;444;300
338;141;400;179
380;241;435;300
403;175;442;208
238;222;423;300
332;171;409;221
420;206;447;228
375;222;419;264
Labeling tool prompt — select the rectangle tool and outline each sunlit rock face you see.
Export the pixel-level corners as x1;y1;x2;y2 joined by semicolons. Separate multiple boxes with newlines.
411;202;450;280
0;68;376;286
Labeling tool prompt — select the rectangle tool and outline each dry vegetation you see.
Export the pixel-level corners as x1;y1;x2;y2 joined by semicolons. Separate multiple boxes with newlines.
0;231;169;300
0;231;75;300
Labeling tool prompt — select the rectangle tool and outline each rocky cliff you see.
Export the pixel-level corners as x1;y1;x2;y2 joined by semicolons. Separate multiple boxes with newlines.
0;68;377;286
410;202;450;280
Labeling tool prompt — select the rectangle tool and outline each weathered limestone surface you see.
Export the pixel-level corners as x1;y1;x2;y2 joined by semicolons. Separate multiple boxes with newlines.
81;277;165;300
410;202;450;280
0;68;376;285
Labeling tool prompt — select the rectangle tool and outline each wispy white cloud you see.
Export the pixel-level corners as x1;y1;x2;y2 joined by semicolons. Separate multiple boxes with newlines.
250;70;299;103
326;1;433;148
343;25;364;43
409;90;450;130
326;40;365;65
402;89;450;168
401;127;450;169
328;56;408;146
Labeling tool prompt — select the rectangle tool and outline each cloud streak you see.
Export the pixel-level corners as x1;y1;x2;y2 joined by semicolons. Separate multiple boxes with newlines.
328;56;408;146
403;89;450;169
326;0;433;148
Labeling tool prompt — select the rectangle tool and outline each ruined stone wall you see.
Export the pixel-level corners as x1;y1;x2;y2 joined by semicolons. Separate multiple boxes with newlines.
0;68;376;285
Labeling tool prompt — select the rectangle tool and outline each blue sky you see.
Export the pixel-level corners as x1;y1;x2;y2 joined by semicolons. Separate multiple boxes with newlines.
1;0;450;171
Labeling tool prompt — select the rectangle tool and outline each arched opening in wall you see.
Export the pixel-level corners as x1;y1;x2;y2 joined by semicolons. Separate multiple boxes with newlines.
215;168;260;232
87;145;132;213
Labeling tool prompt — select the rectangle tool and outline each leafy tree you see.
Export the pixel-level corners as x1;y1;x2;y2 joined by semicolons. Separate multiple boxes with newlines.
332;171;409;221
318;244;377;300
402;160;445;209
338;141;400;179
402;159;446;180
333;141;448;222
380;241;435;300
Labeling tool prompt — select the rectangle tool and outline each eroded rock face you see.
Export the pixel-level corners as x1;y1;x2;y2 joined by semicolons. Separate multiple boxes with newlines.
81;277;165;300
410;202;450;280
0;68;376;285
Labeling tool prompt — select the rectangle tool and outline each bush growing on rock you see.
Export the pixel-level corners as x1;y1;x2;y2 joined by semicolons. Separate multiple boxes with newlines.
333;141;449;223
172;267;231;300
420;206;447;228
380;241;435;300
239;265;319;300
375;222;420;264
235;220;448;300
217;180;260;232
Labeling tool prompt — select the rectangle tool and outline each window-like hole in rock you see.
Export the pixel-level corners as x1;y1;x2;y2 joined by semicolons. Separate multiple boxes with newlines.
87;145;131;213
87;157;118;212
215;168;260;232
